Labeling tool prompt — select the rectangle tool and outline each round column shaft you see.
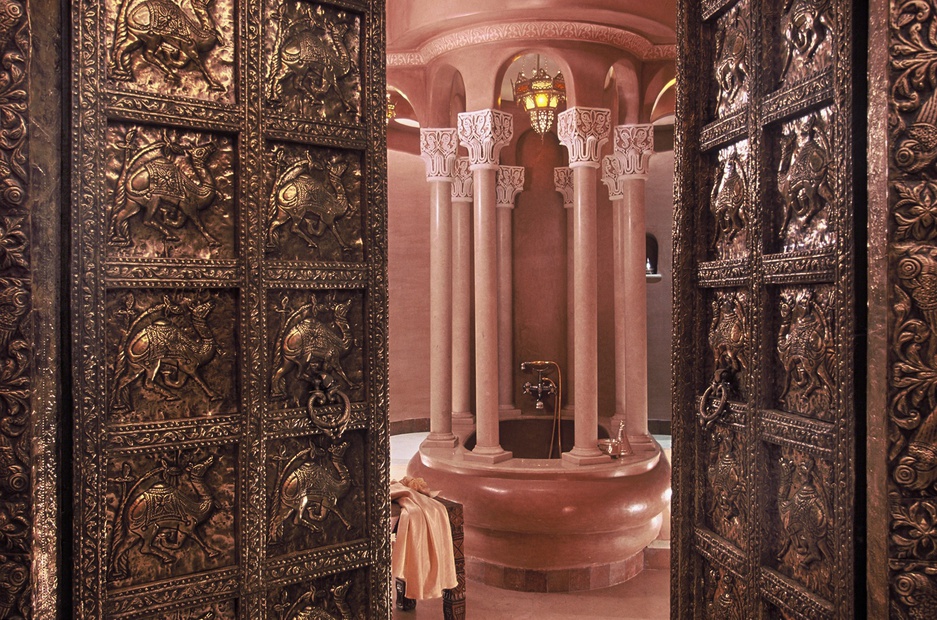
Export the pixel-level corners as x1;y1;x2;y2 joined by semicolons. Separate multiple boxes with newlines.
420;128;459;448
557;107;611;465
458;109;514;463
554;167;575;414
451;157;475;422
496;165;525;415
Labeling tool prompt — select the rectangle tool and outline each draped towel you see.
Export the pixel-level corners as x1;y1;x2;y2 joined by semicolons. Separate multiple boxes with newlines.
391;481;458;600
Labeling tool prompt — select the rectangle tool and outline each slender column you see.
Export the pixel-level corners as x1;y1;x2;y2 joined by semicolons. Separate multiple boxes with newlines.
554;167;575;414
451;157;475;422
557;107;611;465
458;109;514;463
609;125;654;438
496;165;525;415
420;128;459;448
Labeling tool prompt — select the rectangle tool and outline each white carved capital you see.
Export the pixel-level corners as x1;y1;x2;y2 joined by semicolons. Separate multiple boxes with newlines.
601;154;627;199
613;124;654;178
496;166;525;208
451;157;473;202
420;128;459;180
457;109;514;169
557;107;611;168
554;167;574;208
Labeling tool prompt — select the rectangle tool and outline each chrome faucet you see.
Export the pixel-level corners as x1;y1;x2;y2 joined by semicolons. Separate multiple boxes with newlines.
521;362;556;410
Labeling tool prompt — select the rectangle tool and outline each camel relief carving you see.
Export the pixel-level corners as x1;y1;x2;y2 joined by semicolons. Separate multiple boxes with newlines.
269;441;352;542
711;150;747;248
112;293;223;413
780;0;832;83
110;0;226;91
778;113;833;235
714;3;748;116
778;454;831;570
272;295;359;403
275;581;354;620
266;148;360;254
110;454;220;579
109;128;222;249
266;2;359;117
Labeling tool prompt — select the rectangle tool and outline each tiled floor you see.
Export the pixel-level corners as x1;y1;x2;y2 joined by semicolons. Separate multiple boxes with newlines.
391;569;670;619
389;432;671;619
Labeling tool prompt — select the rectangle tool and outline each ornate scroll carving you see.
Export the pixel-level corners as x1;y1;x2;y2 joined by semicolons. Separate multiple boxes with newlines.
777;287;835;419
106;125;235;259
269;291;363;408
108;290;237;421
613;124;654;177
265;144;363;262
714;2;749;118
495;165;524;208
601;154;627;200
553;167;573;208
891;564;937;620
265;2;361;123
779;0;833;87
420;128;458;180
556;107;611;166
711;142;749;259
451;157;473;202
777;108;834;251
776;447;833;600
891;495;937;560
457;109;513;168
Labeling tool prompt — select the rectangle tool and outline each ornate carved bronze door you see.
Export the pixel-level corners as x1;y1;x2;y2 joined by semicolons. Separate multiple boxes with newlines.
673;1;859;617
71;0;389;617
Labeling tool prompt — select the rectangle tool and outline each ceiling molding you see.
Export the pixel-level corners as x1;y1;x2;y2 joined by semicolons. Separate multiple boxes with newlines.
387;21;677;67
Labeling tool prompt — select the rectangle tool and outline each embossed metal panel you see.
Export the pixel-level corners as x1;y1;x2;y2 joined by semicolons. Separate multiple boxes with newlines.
673;1;858;617
71;0;389;617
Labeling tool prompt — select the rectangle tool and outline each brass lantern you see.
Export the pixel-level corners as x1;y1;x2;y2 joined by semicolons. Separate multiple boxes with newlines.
512;56;566;136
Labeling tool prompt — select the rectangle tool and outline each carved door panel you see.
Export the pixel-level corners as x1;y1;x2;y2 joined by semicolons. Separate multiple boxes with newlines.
673;1;858;617
71;0;389;617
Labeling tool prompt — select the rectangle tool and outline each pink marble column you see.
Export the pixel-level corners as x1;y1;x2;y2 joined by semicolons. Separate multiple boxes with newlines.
420;128;459;448
458;109;514;463
604;124;654;438
557;107;611;465
496;165;525;416
554;167;575;414
451;157;475;423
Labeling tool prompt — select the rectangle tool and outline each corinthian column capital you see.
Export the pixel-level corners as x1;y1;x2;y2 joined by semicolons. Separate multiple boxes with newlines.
601;153;628;200
496;166;525;208
554;167;574;208
457;109;514;169
451;157;473;202
613;124;654;178
557;107;611;168
420;128;459;180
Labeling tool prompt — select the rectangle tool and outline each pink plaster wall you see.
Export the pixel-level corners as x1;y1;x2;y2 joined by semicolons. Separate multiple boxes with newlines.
388;149;431;424
645;147;674;422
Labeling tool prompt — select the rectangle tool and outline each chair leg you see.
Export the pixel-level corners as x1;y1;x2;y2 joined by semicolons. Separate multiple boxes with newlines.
395;577;417;611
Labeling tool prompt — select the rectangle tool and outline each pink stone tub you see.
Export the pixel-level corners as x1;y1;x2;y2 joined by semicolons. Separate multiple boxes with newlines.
407;416;671;592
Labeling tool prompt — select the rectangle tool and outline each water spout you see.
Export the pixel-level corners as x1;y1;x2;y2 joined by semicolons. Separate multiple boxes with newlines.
521;360;563;458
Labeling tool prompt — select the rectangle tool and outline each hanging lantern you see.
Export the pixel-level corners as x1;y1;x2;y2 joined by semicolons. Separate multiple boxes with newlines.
512;56;566;137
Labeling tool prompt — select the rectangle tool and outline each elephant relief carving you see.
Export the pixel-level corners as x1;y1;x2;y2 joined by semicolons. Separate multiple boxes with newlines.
269;441;352;542
778;113;834;235
266;2;359;118
709;291;748;396
777;289;835;417
266;148;361;255
706;568;743;620
711;150;747;249
271;294;359;403
112;292;223;413
714;4;748;116
110;454;220;579
274;582;355;620
109;128;222;250
777;454;832;570
109;0;226;91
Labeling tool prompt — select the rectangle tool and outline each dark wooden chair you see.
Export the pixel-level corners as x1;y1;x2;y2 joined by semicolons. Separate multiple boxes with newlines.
391;495;465;619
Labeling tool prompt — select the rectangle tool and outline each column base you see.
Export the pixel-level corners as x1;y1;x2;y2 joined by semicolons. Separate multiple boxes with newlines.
464;446;513;464
452;410;475;420
421;433;459;449
562;447;610;466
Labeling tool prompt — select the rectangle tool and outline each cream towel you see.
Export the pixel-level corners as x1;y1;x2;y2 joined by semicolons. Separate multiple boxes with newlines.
390;481;458;600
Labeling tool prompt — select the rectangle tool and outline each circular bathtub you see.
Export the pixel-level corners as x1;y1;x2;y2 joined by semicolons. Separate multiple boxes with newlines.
407;416;671;592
